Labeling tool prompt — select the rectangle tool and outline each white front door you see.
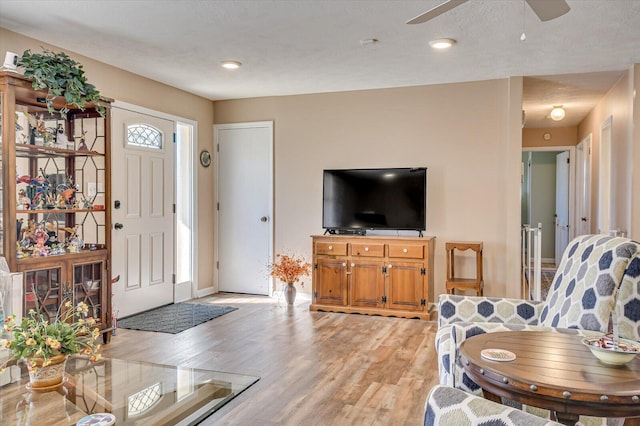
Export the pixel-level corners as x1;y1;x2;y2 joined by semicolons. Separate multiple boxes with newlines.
555;151;570;265
111;107;175;318
215;122;273;295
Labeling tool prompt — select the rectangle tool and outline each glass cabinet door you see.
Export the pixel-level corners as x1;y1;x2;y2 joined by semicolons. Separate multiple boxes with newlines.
73;261;104;322
23;266;65;322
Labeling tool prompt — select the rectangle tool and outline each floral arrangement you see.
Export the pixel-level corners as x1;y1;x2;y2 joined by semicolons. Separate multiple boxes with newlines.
1;299;101;373
270;253;311;287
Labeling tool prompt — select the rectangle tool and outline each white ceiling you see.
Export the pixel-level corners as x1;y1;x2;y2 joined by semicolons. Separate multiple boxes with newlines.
1;0;639;128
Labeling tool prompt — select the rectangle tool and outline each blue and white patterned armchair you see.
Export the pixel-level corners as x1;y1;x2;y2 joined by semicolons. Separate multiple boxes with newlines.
434;234;640;424
424;384;562;426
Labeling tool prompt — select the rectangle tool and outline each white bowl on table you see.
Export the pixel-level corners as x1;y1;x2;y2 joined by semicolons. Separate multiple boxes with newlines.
582;335;640;366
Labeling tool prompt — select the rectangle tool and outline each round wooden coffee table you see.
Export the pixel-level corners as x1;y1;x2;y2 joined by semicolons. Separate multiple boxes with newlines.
459;331;640;425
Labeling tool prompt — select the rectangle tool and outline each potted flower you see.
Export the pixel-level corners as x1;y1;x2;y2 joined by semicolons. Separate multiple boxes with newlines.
270;253;311;305
1;299;101;390
17;48;106;118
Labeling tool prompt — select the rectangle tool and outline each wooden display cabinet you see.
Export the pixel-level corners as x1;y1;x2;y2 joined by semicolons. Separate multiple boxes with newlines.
311;235;435;320
0;71;113;343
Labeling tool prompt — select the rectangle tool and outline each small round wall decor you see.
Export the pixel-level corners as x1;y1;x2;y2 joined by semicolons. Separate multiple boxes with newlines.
200;150;211;167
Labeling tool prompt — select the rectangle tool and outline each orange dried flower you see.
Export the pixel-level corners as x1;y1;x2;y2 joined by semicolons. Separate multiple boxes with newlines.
270;253;311;286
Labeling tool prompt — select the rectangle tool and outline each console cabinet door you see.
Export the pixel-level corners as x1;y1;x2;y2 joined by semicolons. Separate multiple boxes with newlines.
314;258;348;306
386;262;425;311
350;260;385;308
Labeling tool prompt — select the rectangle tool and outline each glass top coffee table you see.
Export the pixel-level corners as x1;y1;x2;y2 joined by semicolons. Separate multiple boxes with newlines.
0;356;259;425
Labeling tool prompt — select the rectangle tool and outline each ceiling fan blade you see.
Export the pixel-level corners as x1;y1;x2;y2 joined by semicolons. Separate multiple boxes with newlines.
526;0;570;22
406;0;468;24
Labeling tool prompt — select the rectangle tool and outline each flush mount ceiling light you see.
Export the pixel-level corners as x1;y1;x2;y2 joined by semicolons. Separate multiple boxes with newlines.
550;105;566;121
221;61;242;70
429;38;457;49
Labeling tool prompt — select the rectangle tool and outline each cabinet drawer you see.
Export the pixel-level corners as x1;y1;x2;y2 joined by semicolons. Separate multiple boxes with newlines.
388;244;424;259
315;242;348;256
351;243;385;257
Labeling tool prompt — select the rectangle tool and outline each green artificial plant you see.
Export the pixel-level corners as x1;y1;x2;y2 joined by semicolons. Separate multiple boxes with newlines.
18;48;106;118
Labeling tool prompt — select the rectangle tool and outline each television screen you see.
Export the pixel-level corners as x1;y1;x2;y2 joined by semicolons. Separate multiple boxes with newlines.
322;167;426;232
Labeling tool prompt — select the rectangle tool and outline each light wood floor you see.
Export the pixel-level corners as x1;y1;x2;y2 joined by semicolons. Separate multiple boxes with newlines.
101;293;440;425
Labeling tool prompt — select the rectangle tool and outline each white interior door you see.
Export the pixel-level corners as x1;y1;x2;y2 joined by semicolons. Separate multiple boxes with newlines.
576;135;592;236
111;107;175;318
215;122;273;295
555;151;570;265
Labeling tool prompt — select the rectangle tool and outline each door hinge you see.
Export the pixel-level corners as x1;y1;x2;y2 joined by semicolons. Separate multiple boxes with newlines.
172;274;176;284
420;298;426;306
216;261;219;269
217;202;220;211
217;143;219;152
381;295;387;304
567;157;570;164
313;291;318;299
173;133;176;143
382;266;387;273
173;203;176;214
314;263;318;270
421;268;426;276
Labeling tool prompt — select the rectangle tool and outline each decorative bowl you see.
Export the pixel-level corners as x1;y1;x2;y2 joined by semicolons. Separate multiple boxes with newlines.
582;335;640;366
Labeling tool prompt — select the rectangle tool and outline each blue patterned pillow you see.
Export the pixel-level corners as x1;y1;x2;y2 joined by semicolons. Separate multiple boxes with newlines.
615;250;640;340
540;235;635;333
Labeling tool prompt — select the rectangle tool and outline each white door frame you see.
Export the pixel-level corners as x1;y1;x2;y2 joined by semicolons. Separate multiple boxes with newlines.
576;134;592;236
112;101;198;300
598;116;613;234
522;146;576;241
213;121;274;295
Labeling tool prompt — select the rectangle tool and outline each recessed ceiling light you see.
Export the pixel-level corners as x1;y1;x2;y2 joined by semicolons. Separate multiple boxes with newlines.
550;105;566;121
221;61;242;70
429;38;456;49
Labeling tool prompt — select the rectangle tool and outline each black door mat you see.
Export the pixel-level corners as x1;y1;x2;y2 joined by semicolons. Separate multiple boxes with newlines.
117;303;238;334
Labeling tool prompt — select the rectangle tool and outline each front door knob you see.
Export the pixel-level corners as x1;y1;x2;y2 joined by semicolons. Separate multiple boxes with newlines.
114;223;124;230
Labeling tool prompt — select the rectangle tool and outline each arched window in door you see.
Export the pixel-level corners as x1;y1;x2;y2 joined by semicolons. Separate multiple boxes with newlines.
127;124;162;149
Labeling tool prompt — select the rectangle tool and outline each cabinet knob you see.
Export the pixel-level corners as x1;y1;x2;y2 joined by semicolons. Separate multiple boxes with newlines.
388;264;393;269
403;248;408;253
351;263;355;267
364;247;369;252
328;245;333;250
342;262;347;267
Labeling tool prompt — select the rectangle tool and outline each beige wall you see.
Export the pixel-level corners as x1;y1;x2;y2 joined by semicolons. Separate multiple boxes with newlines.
522;127;577;148
214;79;524;299
578;69;634;237
633;64;640;240
0;29;216;292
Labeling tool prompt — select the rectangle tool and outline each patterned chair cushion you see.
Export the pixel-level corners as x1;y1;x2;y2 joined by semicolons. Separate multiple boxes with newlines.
438;294;543;328
615;252;640;340
424;384;562;426
539;235;638;333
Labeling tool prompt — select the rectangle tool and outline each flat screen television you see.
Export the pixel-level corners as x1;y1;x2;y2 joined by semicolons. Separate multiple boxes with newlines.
322;167;427;234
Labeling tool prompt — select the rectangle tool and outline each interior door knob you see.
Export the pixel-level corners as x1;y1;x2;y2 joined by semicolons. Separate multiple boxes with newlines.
260;216;269;223
114;223;124;230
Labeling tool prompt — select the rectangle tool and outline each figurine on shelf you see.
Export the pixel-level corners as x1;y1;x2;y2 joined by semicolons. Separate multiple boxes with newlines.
16;242;26;259
77;130;89;151
81;197;94;209
67;230;84;253
45;220;60;247
55;192;66;208
22;219;36;240
17;189;30;209
16;219;23;241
